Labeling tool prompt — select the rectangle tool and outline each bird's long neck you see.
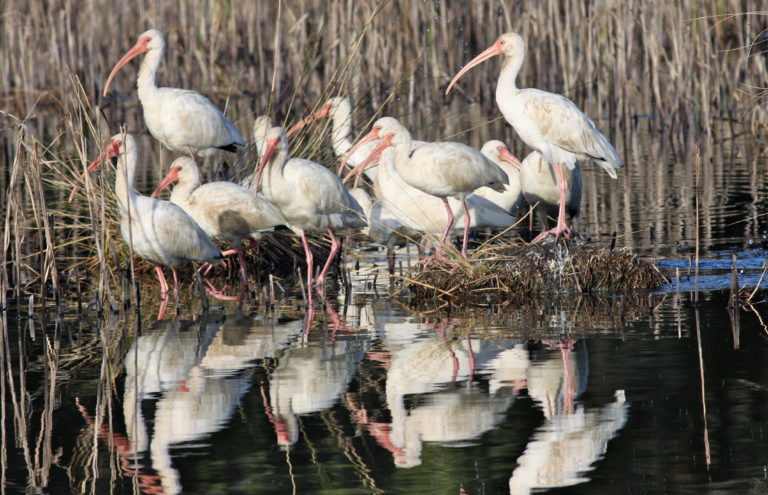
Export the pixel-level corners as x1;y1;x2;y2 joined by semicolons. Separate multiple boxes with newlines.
330;108;353;157
115;150;138;214
264;145;290;188
496;51;524;96
169;176;199;206
137;46;164;102
392;133;415;180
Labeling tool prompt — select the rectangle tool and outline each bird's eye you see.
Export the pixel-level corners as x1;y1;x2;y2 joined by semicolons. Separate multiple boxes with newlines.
116;140;123;146
176;166;183;172
388;132;396;138
499;40;505;45
142;37;152;44
497;145;503;151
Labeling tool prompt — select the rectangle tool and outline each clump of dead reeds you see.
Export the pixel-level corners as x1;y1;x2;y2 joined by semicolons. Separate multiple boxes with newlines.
402;239;667;308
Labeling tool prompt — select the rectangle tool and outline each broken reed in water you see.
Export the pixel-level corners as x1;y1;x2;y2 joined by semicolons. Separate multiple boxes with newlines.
401;239;667;308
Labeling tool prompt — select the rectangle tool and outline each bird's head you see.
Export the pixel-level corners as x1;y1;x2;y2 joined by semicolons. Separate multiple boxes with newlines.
255;127;287;190
150;157;198;198
445;32;524;95
103;29;165;97
68;133;132;202
341;117;402;186
481;140;521;169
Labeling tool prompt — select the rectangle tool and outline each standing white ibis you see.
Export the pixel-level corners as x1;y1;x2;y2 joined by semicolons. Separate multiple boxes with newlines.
345;117;508;258
289;97;426;181
476;140;523;213
72;134;223;296
446;32;623;242
256;126;366;294
519;151;582;231
150;157;286;292
103;29;244;157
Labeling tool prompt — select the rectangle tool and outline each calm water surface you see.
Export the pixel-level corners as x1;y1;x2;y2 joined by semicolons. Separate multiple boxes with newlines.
5;279;768;494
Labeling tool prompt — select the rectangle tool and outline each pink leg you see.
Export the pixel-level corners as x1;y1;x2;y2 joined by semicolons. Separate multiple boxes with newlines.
171;268;180;293
156;297;168;320
440;199;456;246
154;266;169;296
461;197;471;258
317;228;339;290
533;162;572;243
301;233;314;297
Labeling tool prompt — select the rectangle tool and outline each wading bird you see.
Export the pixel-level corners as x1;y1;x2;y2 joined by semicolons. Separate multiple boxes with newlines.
446;32;622;242
151;157;286;292
345;117;508;258
72;134;223;297
103;29;244;157
257;127;366;295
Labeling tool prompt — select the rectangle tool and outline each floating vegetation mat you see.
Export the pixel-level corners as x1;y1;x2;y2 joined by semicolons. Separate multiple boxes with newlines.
402;239;667;308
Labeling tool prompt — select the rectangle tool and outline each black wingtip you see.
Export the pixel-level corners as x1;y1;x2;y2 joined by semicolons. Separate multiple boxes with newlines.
218;143;242;153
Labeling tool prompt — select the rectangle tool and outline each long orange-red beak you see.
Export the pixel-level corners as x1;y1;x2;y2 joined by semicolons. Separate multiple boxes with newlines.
287;103;331;137
342;133;393;187
150;167;181;198
445;41;503;95
498;146;522;169
255;137;279;191
103;41;149;97
68;141;120;202
338;127;381;176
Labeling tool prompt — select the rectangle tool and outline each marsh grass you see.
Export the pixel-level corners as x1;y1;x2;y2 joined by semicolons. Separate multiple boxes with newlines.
401;238;667;308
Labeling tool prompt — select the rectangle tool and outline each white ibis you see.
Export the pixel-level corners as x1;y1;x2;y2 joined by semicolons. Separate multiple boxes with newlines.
289;97;425;180
151;157;286;291
476;140;523;213
349;146;515;252
103;29;245;157
73;134;223;296
256;126;366;294
446;32;623;242
519;151;582;231
345;117;509;258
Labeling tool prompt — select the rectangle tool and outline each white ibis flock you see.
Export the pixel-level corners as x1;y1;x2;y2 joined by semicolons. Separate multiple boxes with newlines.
72;28;621;303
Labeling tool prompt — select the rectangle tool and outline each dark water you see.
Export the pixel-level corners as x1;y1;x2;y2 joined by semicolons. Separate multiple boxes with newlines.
5;279;768;494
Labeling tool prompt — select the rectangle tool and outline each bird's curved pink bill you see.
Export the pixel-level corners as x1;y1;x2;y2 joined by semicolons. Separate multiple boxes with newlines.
103;37;151;97
339;127;381;177
445;40;503;95
68;141;121;202
254;137;280;191
342;133;393;187
150;166;182;198
287;103;331;137
498;146;522;169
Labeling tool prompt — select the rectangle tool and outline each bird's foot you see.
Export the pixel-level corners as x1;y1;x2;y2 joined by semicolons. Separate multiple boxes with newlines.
202;280;240;301
532;224;572;243
417;251;461;272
